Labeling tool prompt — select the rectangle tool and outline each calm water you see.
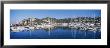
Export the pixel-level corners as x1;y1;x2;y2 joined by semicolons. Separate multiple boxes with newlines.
10;27;101;39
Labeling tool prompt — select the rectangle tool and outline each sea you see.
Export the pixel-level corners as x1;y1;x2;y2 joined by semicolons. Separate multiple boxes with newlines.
10;27;101;39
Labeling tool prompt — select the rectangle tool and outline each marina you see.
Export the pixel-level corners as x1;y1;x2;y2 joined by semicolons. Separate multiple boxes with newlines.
10;17;101;39
10;10;101;39
10;22;100;32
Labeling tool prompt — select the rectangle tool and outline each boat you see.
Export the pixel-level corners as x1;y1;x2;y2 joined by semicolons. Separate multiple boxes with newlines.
11;26;25;32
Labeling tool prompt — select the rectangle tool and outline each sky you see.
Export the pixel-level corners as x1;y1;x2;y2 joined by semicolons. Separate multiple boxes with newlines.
10;9;101;24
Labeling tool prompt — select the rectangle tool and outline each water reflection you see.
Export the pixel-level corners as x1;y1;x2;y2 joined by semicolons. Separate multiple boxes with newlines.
10;26;101;39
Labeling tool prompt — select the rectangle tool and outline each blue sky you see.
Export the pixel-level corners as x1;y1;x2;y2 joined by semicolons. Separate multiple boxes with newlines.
10;9;101;24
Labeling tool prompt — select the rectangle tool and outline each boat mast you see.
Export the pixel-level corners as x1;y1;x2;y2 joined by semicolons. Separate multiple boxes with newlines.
49;17;50;36
93;13;96;39
71;17;73;37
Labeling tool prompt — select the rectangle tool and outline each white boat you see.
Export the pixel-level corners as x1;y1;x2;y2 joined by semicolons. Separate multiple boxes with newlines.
11;26;25;32
62;23;68;26
29;27;35;29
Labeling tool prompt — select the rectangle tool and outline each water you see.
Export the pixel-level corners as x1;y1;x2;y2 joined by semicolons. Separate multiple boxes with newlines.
10;27;101;39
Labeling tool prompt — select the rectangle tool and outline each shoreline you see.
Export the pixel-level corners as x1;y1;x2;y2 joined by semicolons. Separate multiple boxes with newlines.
10;23;101;32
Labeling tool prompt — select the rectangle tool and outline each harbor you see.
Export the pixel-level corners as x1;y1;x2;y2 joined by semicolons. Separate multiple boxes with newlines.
10;17;101;39
10;17;101;32
10;10;101;39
